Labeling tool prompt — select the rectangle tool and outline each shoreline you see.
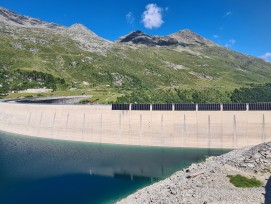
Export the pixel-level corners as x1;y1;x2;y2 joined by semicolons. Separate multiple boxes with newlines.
117;142;271;204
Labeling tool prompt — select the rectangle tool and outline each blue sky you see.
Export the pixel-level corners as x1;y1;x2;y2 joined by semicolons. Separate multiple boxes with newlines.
1;0;271;61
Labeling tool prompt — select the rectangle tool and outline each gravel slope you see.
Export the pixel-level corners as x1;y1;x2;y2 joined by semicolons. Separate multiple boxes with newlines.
118;142;271;204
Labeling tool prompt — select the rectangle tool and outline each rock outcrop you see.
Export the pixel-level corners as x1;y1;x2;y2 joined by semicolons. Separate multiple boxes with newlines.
118;142;271;204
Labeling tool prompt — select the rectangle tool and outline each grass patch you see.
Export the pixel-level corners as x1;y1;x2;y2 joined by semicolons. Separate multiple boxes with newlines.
77;99;91;104
261;168;271;173
227;174;262;188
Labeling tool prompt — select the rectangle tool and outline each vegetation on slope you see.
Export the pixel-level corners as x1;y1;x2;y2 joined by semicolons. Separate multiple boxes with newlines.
227;174;262;188
116;83;271;104
1;17;271;103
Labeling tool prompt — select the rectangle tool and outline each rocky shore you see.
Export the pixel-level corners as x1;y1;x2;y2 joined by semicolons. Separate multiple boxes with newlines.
118;142;271;204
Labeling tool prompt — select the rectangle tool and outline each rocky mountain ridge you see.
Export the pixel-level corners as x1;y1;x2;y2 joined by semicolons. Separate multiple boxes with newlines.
0;6;112;54
117;29;216;47
0;6;215;49
117;30;180;46
0;6;63;29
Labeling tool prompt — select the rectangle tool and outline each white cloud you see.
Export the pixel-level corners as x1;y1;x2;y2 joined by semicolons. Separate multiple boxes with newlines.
260;52;271;62
142;4;164;29
223;11;232;18
126;12;135;25
225;39;236;48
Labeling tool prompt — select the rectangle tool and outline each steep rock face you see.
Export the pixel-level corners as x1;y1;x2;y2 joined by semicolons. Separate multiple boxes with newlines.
117;30;180;46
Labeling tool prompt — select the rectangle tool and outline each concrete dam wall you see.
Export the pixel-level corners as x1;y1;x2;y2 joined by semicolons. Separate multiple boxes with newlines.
0;103;270;149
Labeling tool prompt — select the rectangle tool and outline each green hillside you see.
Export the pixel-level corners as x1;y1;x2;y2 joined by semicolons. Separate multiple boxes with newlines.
0;6;271;103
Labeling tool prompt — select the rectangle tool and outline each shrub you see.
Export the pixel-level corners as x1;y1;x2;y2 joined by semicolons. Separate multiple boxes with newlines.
227;174;262;188
37;93;44;97
78;99;90;104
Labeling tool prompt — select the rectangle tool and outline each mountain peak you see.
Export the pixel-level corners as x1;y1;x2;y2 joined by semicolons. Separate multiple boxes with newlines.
170;29;215;46
67;23;112;55
117;30;149;43
129;30;146;35
0;6;112;55
117;30;180;46
117;29;216;47
69;23;98;37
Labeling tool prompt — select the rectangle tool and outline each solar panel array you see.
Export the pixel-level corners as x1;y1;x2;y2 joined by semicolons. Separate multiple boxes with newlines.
175;104;196;111
131;104;151;111
152;104;173;111
249;103;271;111
198;103;221;111
112;103;271;111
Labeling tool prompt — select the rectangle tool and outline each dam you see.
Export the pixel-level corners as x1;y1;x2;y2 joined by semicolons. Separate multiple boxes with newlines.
0;102;270;149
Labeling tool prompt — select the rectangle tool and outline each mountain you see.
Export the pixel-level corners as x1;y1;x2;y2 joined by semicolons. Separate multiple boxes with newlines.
117;30;179;46
67;23;112;54
0;6;271;103
169;29;215;46
0;7;112;54
117;29;214;47
0;6;63;29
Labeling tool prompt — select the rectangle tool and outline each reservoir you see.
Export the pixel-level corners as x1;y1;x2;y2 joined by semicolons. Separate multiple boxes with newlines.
0;131;229;204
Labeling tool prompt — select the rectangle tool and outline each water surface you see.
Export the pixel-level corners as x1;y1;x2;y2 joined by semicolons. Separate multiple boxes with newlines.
0;131;229;204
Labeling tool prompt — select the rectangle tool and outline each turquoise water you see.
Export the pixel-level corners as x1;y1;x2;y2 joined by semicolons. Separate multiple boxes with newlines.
0;131;229;204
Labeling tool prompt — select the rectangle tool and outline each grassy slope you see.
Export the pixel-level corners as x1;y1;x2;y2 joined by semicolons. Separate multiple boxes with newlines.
1;25;271;103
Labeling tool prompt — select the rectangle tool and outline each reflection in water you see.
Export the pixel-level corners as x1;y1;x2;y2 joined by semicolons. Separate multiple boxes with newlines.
0;131;229;204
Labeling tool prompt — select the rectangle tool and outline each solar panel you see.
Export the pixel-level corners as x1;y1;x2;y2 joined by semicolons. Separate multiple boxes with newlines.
249;103;271;111
152;104;173;111
175;104;196;111
222;103;246;111
131;104;151;111
198;103;221;111
112;104;130;110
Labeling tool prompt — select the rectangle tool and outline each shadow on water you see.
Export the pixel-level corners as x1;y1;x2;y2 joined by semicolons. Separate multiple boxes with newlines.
265;176;271;204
